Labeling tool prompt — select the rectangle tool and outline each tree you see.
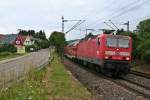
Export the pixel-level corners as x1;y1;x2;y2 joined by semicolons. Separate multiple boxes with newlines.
35;30;46;40
18;29;36;36
85;33;94;39
49;31;67;55
28;30;36;36
0;44;17;53
137;18;150;37
135;18;150;62
116;28;124;35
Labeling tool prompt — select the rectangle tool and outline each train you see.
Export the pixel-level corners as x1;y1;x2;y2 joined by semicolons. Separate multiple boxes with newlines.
64;32;132;77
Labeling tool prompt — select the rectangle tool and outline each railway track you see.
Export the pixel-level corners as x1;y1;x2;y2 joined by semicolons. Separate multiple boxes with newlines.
122;77;150;90
110;79;150;99
105;75;150;99
100;74;150;99
63;57;150;99
130;70;150;79
99;73;150;99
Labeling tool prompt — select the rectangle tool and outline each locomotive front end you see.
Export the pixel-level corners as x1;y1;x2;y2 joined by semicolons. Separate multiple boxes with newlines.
103;35;132;76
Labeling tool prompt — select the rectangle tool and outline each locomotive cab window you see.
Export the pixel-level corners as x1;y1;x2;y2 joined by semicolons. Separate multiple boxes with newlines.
106;37;117;47
106;37;129;48
118;39;129;48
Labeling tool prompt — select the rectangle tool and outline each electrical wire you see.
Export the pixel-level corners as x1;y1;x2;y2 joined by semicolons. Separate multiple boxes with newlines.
89;0;149;28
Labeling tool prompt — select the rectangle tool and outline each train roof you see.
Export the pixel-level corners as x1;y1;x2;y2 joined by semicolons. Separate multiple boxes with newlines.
67;40;80;47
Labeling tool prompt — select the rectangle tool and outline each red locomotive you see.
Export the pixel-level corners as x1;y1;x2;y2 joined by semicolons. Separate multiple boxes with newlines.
64;32;132;77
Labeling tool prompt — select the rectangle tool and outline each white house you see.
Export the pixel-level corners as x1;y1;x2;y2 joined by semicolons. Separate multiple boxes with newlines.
23;35;34;46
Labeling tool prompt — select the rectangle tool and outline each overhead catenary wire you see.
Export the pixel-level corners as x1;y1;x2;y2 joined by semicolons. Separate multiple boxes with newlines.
104;21;115;30
89;0;149;28
65;20;86;34
109;20;119;30
109;0;149;20
89;0;142;26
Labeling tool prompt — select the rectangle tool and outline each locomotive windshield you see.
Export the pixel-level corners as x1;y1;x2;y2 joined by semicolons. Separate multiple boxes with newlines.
106;37;117;47
107;37;129;48
118;39;129;48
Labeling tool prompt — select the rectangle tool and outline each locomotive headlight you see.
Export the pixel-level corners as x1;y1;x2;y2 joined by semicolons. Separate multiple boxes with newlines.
105;56;109;59
105;51;115;55
120;52;130;56
126;57;130;60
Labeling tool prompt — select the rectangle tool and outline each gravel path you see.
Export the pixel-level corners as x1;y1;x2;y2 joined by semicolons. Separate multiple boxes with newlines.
63;58;149;100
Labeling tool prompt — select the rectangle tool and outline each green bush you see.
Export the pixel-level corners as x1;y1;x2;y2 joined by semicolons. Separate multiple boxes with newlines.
0;52;12;56
136;40;150;57
39;40;49;49
0;44;17;53
141;50;150;62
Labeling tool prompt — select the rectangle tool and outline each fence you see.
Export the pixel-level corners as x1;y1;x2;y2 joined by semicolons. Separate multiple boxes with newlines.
0;48;54;89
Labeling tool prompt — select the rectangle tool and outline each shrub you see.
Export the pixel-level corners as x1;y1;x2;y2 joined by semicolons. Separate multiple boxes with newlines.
141;50;150;62
0;44;17;53
136;40;150;57
39;40;49;49
0;52;12;56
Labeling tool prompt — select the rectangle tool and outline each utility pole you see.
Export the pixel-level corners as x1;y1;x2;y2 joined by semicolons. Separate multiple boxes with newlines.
124;21;129;33
62;16;64;33
61;16;85;34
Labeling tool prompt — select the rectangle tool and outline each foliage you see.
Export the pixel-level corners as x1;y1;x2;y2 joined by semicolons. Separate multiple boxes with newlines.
135;18;150;62
141;50;150;62
18;29;47;40
49;31;67;55
25;45;36;52
0;44;17;53
84;33;94;39
39;40;49;49
0;54;91;100
34;39;49;50
18;29;36;36
0;52;12;56
0;66;48;100
34;30;47;40
137;19;150;37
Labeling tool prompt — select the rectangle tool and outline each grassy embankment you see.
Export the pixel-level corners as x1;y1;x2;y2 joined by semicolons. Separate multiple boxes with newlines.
0;52;25;61
0;54;91;100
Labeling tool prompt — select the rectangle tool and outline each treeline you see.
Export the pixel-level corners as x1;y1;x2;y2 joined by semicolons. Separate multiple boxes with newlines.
135;19;150;62
18;30;47;40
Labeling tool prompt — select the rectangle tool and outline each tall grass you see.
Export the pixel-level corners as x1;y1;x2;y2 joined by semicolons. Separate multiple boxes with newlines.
0;67;49;100
0;54;91;100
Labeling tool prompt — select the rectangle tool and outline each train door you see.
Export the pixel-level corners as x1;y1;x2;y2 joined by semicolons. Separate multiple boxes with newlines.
96;37;101;58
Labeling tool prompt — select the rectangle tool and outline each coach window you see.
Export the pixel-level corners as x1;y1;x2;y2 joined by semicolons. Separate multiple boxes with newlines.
97;38;100;46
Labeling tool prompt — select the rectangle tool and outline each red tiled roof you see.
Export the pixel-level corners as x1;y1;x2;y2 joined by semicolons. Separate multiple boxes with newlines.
13;35;27;46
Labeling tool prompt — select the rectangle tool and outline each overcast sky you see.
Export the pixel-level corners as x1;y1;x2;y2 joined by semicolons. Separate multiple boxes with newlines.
0;0;150;40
